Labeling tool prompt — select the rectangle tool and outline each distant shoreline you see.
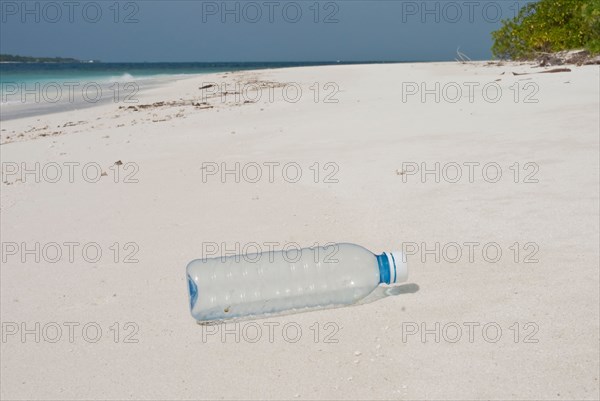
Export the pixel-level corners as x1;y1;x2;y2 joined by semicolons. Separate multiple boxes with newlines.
0;61;97;64
0;54;99;63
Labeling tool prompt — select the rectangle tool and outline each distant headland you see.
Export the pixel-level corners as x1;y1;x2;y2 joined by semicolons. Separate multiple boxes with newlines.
0;54;100;63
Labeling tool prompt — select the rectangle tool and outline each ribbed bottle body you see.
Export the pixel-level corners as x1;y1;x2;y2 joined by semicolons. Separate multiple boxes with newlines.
187;243;380;322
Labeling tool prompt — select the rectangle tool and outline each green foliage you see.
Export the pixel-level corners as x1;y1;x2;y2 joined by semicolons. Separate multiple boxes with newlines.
492;0;600;59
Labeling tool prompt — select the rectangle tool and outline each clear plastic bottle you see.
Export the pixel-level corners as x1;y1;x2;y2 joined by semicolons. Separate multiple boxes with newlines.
186;243;407;322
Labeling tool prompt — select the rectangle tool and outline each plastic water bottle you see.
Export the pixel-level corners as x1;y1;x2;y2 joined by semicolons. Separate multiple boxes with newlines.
186;243;407;322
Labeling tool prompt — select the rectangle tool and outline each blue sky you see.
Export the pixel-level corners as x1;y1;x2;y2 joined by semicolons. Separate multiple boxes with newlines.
0;1;535;62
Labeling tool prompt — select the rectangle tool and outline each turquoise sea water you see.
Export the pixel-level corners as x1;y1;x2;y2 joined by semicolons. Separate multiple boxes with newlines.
0;61;371;85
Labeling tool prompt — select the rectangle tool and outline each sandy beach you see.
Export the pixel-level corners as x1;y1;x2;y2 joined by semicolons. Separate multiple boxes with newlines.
1;61;599;400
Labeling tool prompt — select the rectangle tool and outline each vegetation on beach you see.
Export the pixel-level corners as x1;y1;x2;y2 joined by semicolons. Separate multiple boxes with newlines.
492;0;600;59
0;54;84;63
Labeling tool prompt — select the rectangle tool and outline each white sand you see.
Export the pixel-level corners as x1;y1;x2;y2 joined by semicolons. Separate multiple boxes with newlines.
1;62;599;400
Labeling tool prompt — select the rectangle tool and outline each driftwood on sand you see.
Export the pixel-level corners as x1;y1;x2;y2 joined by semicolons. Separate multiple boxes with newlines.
512;68;572;76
